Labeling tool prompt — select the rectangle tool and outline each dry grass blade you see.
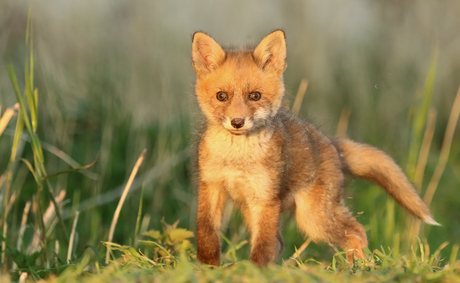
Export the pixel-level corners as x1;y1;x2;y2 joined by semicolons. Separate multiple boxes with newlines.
289;237;312;262
4;192;17;223
1;191;17;264
2;102;23;264
414;108;437;189
13;202;31;270
55;240;60;266
407;49;438;177
18;272;28;283
220;202;234;235
292;79;308;116
17;202;31;250
424;86;460;206
106;149;147;264
28;191;66;254
0;172;6;190
63;149;186;219
0;103;19;136
67;211;80;263
42;191;67;228
335;108;352;138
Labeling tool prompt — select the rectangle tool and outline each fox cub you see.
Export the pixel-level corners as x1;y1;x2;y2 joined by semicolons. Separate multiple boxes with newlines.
191;30;438;267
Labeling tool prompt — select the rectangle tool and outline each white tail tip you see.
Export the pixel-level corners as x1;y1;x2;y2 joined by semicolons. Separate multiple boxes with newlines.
424;216;441;226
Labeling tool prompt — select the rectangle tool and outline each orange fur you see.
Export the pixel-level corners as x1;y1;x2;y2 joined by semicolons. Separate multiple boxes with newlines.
192;30;438;267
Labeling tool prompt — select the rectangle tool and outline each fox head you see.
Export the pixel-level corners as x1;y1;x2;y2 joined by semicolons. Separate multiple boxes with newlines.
192;30;287;135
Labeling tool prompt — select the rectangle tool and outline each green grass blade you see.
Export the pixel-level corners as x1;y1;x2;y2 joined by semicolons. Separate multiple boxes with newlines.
331;254;337;272
29;12;34;95
44;179;70;243
416;237;425;262
19;158;40;184
3;108;24;228
7;66;32;134
24;60;37;134
220;233;237;262
429;241;449;266
385;199;395;245
139;240;174;259
34;89;38;119
407;48;438;177
26;7;37;132
133;182;145;246
7;65;44;163
25;6;31;45
10;110;24;162
43;153;98;180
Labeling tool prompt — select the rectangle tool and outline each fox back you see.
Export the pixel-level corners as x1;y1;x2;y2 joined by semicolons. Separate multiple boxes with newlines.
191;30;438;267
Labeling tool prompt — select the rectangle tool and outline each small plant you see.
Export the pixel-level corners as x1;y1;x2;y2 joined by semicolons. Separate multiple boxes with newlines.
139;219;195;266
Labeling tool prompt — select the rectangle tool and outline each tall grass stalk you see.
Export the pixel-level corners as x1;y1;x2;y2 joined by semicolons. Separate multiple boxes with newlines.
16;201;31;251
423;86;460;206
288;237;312;263
8;61;51;265
414;109;437;189
18;272;28;283
335;108;351;138
133;183;145;247
407;109;437;243
0;103;19;136
407;49;439;178
55;240;60;267
12;201;31;270
391;50;438;250
292;79;308;116
408;86;460;243
106;149;147;264
2;86;24;265
2;8;86;267
67;211;80;263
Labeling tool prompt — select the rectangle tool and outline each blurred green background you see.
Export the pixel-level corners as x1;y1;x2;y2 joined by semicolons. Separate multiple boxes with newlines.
1;0;459;264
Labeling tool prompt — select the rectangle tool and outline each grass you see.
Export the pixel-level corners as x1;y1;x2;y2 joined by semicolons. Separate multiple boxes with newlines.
6;231;460;282
1;4;460;282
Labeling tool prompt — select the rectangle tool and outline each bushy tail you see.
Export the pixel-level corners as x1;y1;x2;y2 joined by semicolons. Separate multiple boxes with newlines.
335;139;440;226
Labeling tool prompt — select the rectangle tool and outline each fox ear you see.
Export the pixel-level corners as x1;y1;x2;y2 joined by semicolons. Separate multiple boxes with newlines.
253;30;286;74
192;32;226;75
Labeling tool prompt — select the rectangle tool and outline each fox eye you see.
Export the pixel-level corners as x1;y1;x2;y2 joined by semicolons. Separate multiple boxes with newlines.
249;92;261;101
216;91;228;101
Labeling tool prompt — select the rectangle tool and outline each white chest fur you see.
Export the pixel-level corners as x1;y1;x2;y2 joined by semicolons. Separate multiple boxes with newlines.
199;127;276;204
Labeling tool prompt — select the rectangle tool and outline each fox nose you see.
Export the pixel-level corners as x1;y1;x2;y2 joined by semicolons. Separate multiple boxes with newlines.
231;118;245;129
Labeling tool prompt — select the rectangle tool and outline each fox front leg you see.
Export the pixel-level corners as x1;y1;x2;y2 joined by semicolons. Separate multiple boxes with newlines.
244;202;282;267
196;182;227;266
